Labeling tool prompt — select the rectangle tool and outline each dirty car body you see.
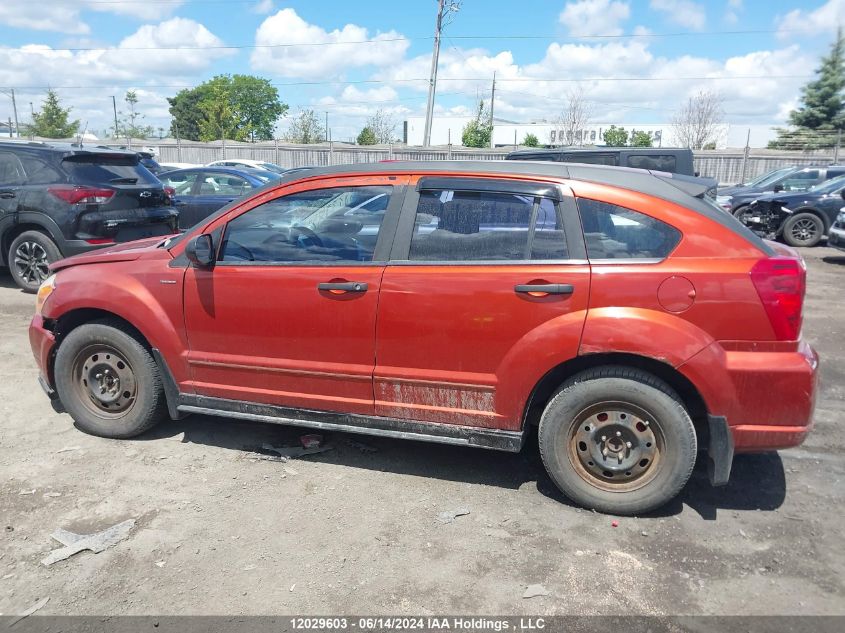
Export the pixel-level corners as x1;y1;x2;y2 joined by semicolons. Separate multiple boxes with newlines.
29;161;819;515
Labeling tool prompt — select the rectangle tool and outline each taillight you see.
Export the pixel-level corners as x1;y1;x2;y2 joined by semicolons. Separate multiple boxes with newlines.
749;257;806;341
48;185;115;205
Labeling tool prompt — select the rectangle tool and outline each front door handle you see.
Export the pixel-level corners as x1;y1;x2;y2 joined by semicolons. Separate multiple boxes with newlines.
0;191;15;199
318;281;368;294
514;283;574;296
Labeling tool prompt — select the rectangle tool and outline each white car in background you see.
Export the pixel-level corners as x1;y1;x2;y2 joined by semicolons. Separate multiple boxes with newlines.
206;158;286;174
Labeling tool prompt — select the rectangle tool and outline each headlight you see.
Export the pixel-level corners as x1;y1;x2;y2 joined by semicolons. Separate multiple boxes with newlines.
35;274;57;315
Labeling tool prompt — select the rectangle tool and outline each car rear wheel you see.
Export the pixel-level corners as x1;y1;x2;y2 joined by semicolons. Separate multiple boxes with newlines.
538;366;697;515
8;231;61;293
54;320;168;438
782;212;824;247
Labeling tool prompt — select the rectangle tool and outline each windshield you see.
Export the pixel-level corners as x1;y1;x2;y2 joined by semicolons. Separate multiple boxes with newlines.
746;166;797;187
808;174;845;194
258;162;286;174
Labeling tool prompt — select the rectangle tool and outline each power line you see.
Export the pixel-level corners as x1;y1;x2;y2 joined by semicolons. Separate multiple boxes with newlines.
13;27;813;53
2;75;813;91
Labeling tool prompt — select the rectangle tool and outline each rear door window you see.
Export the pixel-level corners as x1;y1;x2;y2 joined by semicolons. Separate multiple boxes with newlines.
626;154;677;172
577;198;681;260
779;170;821;191
161;172;200;196
0;152;26;186
408;189;568;261
198;173;252;196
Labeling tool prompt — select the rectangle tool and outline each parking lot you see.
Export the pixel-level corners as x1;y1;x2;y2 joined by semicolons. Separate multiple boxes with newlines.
0;246;843;617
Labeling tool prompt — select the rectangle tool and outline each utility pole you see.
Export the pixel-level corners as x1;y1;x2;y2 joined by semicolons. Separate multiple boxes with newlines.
489;71;496;149
10;89;18;139
111;96;119;139
423;0;451;147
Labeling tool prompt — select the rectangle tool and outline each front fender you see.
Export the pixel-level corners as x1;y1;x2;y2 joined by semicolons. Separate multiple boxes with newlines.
43;259;189;388
579;307;715;368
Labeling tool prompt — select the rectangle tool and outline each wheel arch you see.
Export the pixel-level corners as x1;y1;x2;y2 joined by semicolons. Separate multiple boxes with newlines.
522;352;710;441
787;206;831;231
1;222;64;266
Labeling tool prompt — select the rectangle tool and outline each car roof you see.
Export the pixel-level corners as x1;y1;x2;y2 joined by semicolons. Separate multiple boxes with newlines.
0;139;138;158
160;166;277;180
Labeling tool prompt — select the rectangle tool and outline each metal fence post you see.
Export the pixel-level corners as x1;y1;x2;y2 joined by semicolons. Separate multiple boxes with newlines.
221;136;226;160
738;129;751;185
329;141;334;166
834;130;842;163
275;137;280;166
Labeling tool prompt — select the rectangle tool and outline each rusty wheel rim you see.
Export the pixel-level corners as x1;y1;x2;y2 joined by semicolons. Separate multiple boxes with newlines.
566;401;665;493
70;344;137;419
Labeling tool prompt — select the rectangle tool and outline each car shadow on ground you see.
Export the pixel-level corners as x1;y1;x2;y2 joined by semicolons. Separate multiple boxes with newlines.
822;255;845;265
0;269;20;290
133;414;786;521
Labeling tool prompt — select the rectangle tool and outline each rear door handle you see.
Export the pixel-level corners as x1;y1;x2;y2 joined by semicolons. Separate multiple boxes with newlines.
0;191;15;199
318;281;368;293
514;284;574;295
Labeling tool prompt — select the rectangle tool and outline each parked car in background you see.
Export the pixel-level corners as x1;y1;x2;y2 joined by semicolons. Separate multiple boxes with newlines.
739;174;845;247
506;147;697;176
207;158;286;174
828;208;845;252
717;165;845;216
0;140;177;292
158;162;199;172
29;161;817;515
159;166;280;229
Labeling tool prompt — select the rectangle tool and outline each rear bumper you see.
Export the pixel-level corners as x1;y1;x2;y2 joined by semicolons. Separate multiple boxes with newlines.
29;314;57;397
680;339;819;452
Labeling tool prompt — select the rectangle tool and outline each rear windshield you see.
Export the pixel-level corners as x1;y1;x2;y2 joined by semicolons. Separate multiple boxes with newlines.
63;155;159;185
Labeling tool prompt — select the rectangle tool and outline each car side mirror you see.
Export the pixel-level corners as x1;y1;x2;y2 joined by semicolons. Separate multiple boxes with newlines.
185;234;215;268
773;184;784;193
840;189;845;201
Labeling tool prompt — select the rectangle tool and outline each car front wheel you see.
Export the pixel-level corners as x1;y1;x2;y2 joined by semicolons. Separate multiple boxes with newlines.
538;366;697;515
9;230;61;293
54;320;168;438
782;212;824;247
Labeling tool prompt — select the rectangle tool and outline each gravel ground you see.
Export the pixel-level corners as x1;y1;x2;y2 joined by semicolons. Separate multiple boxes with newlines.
0;246;843;617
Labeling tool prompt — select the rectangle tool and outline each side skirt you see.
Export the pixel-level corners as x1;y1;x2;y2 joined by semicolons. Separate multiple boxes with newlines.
176;393;525;453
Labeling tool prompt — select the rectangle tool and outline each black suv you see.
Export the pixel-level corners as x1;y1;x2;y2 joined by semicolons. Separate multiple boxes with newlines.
505;147;696;177
0;141;178;292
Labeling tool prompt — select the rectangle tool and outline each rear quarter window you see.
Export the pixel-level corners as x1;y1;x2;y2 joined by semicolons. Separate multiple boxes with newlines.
577;198;681;260
626;154;678;172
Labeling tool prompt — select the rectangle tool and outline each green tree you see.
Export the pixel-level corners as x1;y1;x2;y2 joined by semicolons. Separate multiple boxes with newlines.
168;75;288;142
462;100;493;148
29;89;79;138
770;29;845;149
113;90;154;139
357;126;377;145
603;125;629;147
630;130;653;147
522;133;539;147
284;109;325;144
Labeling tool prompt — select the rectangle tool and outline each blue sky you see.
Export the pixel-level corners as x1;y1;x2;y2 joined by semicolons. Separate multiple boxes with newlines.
0;0;843;141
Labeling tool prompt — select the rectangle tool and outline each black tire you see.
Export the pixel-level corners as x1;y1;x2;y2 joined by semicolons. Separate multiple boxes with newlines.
732;205;751;222
782;212;824;247
538;366;697;515
8;230;61;293
54;320;167;438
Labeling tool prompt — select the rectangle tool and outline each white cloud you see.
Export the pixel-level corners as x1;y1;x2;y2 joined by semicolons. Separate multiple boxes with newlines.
724;0;742;24
0;19;232;136
649;0;706;30
777;0;845;38
558;0;631;36
250;8;410;78
0;0;187;34
83;0;186;21
251;0;275;14
0;1;89;34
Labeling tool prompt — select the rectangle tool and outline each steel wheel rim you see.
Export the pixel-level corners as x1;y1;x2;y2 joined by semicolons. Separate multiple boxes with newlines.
790;218;819;243
13;241;50;285
566;401;665;493
70;344;137;418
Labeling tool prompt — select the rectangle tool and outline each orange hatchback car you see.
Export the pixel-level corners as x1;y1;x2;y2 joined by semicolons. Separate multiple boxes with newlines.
29;161;818;514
